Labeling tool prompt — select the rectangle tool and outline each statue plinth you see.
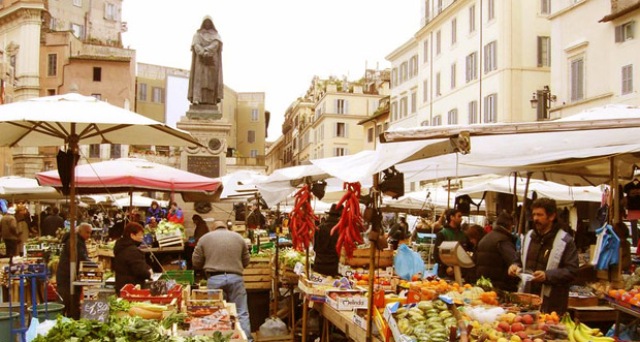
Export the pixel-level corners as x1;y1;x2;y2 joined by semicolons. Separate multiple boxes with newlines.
187;104;222;120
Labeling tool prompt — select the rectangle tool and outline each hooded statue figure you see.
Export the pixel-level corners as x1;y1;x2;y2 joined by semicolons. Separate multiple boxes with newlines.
188;16;224;106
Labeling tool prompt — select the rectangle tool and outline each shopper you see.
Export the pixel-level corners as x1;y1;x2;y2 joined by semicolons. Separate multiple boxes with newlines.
1;206;19;261
388;215;409;250
41;206;64;237
56;223;92;318
313;204;342;276
474;212;519;291
508;197;578;315
113;222;153;295
434;208;467;278
192;220;251;340
192;214;210;243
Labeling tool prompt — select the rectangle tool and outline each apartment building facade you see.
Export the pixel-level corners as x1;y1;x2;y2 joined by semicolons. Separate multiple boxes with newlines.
549;0;640;118
388;0;552;130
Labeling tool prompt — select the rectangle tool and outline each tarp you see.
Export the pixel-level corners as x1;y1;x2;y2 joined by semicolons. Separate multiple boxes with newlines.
0;176;63;200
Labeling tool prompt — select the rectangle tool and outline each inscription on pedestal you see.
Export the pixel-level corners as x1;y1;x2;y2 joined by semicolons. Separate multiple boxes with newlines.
188;156;220;178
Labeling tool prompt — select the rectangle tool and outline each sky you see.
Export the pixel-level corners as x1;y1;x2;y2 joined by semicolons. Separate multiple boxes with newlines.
121;0;421;142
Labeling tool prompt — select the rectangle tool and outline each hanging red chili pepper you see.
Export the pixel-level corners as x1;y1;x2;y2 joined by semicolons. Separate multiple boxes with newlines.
289;184;319;251
330;182;365;259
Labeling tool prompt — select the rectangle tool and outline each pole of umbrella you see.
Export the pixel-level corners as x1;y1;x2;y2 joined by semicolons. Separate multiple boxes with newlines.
512;172;518;218
518;172;532;235
68;128;79;319
366;175;379;342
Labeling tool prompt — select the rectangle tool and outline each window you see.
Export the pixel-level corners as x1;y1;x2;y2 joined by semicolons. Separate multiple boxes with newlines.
423;39;429;63
250;150;258;158
335;122;347;137
47;54;57;77
152;87;164;103
376;124;383;136
541;0;551;14
104;3;116;20
451;63;457;89
93;67;101;82
73;0;82;6
409;58;415;78
570;57;585;102
423;80;429;103
110;144;121;159
436;30;442;55
248;130;256;143
139;83;147;101
367;127;374;143
466;52;478;82
336;99;347;114
622;64;633;95
89;144;100;158
448;109;458;125
487;0;495;21
391;68;398;87
484;41;497;73
400;97;408;117
411;55;419;77
437;0;443;13
400;62;408;83
334;147;347;157
391;102;398;121
47;89;56;96
537;36;551;67
451;18;457;45
436;72;441;96
432;115;442;126
251;109;259;121
469;5;476;33
468;101;478;124
615;21;635;42
484;94;497;123
411;91;417;113
71;23;84;39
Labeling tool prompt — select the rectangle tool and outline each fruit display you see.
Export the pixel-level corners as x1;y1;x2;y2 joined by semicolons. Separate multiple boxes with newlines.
390;299;457;342
560;313;614;342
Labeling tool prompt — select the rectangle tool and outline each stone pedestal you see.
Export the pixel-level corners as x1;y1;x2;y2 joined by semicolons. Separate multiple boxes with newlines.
186;104;222;121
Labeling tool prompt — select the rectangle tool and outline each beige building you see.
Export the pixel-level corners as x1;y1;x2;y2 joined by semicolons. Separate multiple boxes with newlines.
388;0;552;130
549;0;640;118
358;96;390;151
0;0;134;177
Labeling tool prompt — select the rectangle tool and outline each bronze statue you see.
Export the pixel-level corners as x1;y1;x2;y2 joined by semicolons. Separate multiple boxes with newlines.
188;16;223;106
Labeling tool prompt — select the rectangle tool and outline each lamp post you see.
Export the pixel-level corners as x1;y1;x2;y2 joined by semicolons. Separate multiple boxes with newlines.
530;85;557;121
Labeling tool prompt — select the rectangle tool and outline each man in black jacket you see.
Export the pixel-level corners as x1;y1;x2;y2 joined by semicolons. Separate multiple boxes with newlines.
41;206;64;237
313;204;342;276
474;212;519;291
56;223;92;318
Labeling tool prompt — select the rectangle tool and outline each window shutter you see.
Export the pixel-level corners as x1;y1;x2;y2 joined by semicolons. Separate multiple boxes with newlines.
345;100;349;115
537;36;543;67
615;25;623;43
345;123;349;138
629;21;635;39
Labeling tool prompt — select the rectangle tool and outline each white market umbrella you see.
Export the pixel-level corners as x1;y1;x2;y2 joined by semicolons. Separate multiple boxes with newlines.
114;195;168;208
0;175;62;200
0;92;201;318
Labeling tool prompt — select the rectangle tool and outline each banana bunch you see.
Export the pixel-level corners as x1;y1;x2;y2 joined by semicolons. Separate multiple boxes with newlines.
561;313;614;342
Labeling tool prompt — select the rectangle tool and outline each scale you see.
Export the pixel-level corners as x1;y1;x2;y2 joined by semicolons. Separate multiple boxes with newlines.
438;241;474;285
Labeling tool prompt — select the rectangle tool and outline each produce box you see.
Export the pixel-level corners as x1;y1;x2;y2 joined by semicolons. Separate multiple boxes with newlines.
191;288;224;301
352;308;381;335
384;302;417;342
243;257;272;290
568;295;598;307
325;290;367;311
297;275;335;297
120;283;183;308
340;247;394;267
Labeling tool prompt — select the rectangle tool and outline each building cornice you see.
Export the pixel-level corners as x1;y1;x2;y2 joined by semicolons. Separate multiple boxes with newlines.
70;55;131;62
0;3;45;27
416;0;469;38
548;0;590;20
600;3;640;22
385;37;418;61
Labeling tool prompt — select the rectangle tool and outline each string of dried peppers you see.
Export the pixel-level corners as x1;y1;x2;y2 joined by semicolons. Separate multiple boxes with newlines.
331;182;365;258
289;184;319;251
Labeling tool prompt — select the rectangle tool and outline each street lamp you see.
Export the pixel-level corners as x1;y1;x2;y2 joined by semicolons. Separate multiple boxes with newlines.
530;85;557;121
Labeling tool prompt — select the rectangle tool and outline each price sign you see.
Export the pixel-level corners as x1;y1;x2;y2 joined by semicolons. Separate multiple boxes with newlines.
81;299;110;322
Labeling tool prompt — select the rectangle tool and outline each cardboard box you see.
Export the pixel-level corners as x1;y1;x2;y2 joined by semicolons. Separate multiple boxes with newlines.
384;302;417;342
325;290;367;311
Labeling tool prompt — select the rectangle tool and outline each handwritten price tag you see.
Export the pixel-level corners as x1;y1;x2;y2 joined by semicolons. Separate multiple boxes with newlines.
81;299;110;322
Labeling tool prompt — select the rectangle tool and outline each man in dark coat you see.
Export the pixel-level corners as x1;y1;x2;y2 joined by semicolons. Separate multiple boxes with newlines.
474;212;519;291
509;198;579;315
313;204;342;276
41;206;64;237
113;222;153;295
56;223;92;318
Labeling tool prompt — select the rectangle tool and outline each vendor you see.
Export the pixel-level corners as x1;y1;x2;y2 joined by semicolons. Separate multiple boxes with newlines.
113;222;153;295
508;198;578;315
388;215;409;250
146;201;166;224
57;223;92;319
434;208;467;279
167;201;184;224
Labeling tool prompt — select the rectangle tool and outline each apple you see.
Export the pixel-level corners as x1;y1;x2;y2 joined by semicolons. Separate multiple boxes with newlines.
516;331;528;340
498;321;510;332
513;315;523;323
511;322;525;333
521;314;534;325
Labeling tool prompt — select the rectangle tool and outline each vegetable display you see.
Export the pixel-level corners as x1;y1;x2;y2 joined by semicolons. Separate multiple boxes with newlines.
289;184;319;251
331;182;365;259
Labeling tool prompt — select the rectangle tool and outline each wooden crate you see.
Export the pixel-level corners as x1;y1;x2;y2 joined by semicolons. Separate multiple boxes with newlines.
244;257;272;290
340;248;394;268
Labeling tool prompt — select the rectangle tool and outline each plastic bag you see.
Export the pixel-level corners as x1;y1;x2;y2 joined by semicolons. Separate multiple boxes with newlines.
394;244;425;280
259;317;288;337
